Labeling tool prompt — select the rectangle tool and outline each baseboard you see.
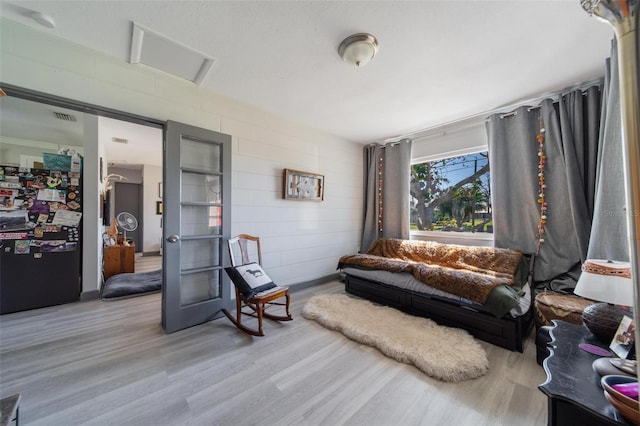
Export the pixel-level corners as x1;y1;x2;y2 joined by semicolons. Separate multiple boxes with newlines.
289;273;341;292
142;251;161;257
81;273;337;300
80;290;100;301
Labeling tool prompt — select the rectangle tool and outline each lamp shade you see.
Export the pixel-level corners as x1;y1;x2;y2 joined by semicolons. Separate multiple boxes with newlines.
574;259;634;342
574;259;633;306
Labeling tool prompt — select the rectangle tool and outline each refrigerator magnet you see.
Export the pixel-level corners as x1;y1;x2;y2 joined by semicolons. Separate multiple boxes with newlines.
14;240;30;254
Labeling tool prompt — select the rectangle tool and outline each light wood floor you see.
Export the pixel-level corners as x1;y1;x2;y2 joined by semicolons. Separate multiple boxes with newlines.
0;280;548;426
134;254;162;273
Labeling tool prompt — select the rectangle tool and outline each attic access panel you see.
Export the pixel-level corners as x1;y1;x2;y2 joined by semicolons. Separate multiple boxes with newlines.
130;22;214;85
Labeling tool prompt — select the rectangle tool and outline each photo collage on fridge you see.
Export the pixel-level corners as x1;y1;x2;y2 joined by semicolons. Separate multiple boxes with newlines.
0;151;83;257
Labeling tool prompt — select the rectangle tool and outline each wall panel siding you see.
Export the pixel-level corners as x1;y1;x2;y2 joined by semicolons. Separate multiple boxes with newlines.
94;58;155;95
0;18;363;290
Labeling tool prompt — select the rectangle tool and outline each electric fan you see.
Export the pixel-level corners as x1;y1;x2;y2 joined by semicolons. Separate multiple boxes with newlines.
116;211;138;241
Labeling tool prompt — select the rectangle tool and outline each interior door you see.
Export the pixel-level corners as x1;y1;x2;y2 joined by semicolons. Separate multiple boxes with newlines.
162;121;231;333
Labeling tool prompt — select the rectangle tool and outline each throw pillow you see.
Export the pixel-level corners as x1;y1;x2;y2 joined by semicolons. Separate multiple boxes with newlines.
225;262;277;297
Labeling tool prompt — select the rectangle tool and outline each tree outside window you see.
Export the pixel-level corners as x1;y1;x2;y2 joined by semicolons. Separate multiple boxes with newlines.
410;152;491;233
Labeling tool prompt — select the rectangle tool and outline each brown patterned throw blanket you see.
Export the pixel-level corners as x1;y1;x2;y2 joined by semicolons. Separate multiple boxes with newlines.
338;238;523;304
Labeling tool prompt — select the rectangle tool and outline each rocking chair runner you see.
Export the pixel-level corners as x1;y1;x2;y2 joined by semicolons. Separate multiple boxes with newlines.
222;234;292;336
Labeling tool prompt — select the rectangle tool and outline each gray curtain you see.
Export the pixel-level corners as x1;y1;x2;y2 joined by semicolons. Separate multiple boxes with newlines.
588;40;629;262
558;85;601;255
361;143;382;253
360;139;412;253
382;139;412;240
487;87;601;289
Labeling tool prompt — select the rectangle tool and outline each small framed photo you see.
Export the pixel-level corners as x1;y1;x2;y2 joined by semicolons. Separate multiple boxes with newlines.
610;315;635;359
283;168;324;201
156;201;163;215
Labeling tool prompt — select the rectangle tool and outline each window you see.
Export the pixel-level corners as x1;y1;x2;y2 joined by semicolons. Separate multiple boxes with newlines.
410;151;491;234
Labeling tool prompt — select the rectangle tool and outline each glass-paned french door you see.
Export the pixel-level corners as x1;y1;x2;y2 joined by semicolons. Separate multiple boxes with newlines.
162;121;231;333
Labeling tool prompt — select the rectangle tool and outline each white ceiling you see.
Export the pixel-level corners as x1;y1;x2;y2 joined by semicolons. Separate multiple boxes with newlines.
0;1;614;145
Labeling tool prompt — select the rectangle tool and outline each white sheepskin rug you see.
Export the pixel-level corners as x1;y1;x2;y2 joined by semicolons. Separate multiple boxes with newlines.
302;294;489;382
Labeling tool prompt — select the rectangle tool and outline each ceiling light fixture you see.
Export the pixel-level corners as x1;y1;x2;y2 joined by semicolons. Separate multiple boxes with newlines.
338;33;379;67
30;11;56;29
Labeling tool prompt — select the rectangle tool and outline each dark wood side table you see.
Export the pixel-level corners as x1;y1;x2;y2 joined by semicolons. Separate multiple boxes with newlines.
103;244;135;280
538;320;633;426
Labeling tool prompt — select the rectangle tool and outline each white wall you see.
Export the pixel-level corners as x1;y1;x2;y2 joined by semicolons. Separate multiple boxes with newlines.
0;18;363;292
83;115;101;296
0;136;85;166
142;164;162;254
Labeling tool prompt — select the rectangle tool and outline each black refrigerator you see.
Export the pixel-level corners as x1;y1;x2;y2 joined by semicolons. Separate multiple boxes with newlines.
0;161;82;314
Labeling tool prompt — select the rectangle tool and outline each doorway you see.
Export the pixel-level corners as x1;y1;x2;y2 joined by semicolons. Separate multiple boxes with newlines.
1;86;165;298
113;182;142;250
2;86;232;333
100;115;163;256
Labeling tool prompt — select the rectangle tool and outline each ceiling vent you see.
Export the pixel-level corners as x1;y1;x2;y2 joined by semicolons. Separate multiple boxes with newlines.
53;111;77;122
129;22;215;85
111;137;129;144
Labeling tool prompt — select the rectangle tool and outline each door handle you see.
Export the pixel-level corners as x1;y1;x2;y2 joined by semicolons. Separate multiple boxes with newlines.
166;235;180;243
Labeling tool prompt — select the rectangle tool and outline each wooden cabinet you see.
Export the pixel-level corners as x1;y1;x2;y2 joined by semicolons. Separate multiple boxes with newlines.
103;245;135;280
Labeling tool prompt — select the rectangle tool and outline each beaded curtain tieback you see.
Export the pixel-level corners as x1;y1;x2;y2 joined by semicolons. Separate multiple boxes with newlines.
378;156;383;233
536;114;547;255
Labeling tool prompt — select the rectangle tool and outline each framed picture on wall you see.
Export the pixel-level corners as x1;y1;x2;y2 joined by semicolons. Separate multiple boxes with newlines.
282;169;324;201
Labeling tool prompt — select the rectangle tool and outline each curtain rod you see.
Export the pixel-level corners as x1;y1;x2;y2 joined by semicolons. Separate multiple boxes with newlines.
498;89;593;119
499;105;541;119
368;138;411;147
383;77;603;143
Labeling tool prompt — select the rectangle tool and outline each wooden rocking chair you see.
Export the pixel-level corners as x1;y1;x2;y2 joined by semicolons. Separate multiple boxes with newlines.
222;234;292;336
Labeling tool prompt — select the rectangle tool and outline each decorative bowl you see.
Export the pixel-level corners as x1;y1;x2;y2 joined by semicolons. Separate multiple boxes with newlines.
601;375;639;425
602;375;639;408
604;391;639;425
